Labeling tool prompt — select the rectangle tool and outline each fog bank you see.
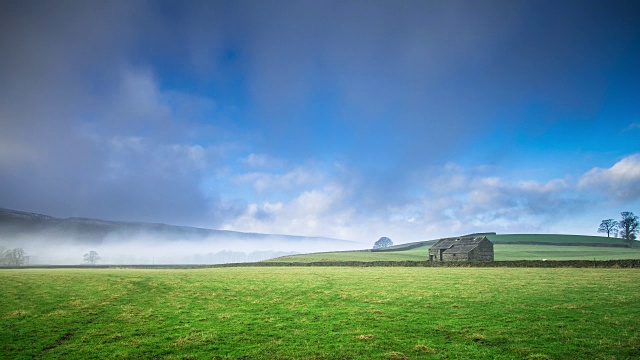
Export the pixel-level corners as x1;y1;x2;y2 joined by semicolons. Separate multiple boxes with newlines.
1;233;362;265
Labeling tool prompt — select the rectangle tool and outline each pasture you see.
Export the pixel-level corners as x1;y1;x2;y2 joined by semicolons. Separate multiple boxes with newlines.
487;234;631;245
494;244;640;261
268;247;430;263
1;267;639;359
269;244;640;263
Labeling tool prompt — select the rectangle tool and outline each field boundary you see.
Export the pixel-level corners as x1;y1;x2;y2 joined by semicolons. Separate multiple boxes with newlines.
2;259;639;269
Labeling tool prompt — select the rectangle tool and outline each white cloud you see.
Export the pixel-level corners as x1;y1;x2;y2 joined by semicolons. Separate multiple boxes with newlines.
219;160;589;243
578;153;640;201
109;136;146;153
382;165;586;239
159;144;216;171
105;136;222;179
518;178;569;193
221;184;358;240
241;153;285;169
234;165;325;194
218;155;640;243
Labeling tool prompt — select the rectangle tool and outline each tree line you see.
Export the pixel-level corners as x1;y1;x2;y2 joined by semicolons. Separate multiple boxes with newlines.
0;247;102;266
598;212;639;241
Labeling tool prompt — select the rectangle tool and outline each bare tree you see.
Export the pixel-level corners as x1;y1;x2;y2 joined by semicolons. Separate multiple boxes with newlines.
619;212;639;242
1;248;27;266
84;250;101;265
598;219;619;237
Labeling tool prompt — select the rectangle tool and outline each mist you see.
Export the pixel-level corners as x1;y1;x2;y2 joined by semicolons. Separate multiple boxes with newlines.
0;208;365;265
1;232;362;265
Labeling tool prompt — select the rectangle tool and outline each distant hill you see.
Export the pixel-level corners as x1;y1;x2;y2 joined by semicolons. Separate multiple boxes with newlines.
371;233;632;250
0;208;350;246
267;233;640;262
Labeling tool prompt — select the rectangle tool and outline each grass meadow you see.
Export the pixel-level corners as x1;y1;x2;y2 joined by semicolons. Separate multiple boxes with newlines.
267;247;430;263
268;244;640;263
487;234;630;245
1;267;639;359
493;244;640;261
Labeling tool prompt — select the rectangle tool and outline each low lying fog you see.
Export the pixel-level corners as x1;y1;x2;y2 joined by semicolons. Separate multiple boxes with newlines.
1;233;363;265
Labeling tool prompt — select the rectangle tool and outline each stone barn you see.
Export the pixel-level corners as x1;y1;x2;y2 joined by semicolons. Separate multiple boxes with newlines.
428;236;494;262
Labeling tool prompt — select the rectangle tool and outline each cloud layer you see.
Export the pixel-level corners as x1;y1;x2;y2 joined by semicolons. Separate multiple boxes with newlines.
1;1;639;244
220;154;640;243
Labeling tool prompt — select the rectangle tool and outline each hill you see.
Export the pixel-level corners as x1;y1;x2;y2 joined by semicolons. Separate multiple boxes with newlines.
0;208;354;265
0;208;350;246
267;234;640;262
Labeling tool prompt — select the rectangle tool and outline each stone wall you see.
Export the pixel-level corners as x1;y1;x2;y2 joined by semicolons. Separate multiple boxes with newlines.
442;253;469;261
469;239;494;261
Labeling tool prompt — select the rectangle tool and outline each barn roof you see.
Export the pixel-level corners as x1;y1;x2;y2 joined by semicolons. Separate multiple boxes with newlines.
430;236;487;249
443;244;478;254
429;236;490;254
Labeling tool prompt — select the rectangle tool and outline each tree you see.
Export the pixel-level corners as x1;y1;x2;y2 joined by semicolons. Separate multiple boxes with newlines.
598;219;619;237
373;237;393;249
619;212;639;242
84;250;101;265
0;246;6;265
1;248;27;266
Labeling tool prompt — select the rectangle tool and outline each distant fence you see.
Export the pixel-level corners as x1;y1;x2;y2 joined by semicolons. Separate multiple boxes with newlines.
3;259;639;269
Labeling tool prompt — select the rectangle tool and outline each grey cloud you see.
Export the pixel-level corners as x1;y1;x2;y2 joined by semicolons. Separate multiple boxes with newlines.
2;0;639;237
138;1;532;162
204;0;640;165
0;1;231;225
0;133;221;226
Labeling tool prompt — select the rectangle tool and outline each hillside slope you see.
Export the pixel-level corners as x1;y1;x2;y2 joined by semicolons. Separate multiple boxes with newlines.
0;208;349;246
269;234;640;262
487;234;630;246
0;208;356;264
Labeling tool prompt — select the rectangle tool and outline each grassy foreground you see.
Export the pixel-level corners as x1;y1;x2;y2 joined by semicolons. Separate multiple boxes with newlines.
1;268;639;359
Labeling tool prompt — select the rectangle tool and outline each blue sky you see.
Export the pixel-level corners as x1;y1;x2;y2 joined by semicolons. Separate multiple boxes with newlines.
1;0;639;244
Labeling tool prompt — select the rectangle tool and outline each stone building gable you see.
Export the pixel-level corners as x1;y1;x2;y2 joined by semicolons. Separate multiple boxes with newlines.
429;236;494;262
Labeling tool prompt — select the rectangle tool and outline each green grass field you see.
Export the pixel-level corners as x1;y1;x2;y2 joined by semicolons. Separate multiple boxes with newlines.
269;234;640;263
1;268;639;359
487;234;630;245
269;244;640;263
494;244;640;260
268;248;431;263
